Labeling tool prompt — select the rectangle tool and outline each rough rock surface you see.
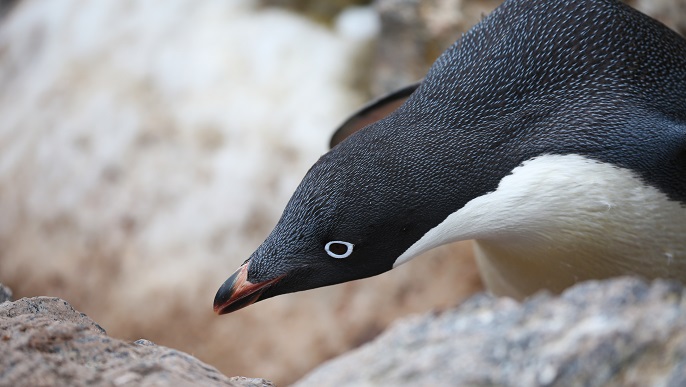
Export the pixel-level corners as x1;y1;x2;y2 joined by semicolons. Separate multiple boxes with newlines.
5;278;686;387
0;293;274;387
297;277;686;386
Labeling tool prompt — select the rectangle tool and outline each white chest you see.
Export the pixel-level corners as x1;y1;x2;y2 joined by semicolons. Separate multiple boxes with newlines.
394;154;686;299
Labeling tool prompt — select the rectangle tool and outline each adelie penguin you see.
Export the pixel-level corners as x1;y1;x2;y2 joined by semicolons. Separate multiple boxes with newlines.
214;0;686;314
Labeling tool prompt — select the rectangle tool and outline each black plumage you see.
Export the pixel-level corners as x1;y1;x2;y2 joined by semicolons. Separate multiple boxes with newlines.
214;0;686;314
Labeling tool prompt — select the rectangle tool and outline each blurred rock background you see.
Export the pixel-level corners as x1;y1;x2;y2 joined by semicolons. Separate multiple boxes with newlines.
0;0;683;384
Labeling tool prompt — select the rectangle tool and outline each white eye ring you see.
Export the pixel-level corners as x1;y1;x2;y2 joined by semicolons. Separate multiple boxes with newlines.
325;241;354;259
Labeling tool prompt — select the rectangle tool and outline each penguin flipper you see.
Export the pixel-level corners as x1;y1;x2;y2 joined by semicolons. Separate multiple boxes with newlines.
329;81;421;149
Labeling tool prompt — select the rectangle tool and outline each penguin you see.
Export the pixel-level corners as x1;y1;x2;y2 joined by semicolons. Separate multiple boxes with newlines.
214;0;686;315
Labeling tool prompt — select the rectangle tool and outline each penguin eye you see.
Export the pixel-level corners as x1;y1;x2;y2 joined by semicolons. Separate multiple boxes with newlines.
325;241;354;259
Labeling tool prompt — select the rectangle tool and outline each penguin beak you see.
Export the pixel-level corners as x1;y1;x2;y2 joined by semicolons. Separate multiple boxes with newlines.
213;263;284;315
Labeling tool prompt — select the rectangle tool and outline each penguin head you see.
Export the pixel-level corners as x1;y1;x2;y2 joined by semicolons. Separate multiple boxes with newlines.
213;132;427;314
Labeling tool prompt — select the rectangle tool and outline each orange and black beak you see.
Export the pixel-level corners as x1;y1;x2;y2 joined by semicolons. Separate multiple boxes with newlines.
213;263;284;315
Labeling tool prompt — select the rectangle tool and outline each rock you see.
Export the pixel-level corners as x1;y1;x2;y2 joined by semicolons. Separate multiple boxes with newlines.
296;277;686;386
0;282;11;303
0;296;273;387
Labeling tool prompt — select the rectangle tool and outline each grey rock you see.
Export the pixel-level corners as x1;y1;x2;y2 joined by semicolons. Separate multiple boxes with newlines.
0;297;274;387
296;277;686;386
0;282;11;303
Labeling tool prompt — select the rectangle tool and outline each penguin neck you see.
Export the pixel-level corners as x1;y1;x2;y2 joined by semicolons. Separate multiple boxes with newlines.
394;154;686;299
